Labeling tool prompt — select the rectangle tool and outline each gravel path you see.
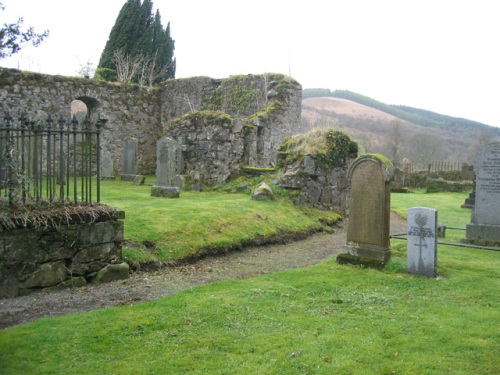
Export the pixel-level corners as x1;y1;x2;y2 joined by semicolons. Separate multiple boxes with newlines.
0;213;407;329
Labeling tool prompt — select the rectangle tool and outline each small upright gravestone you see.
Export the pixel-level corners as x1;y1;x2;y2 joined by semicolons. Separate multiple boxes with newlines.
407;207;437;278
151;136;180;198
121;138;137;181
100;151;115;180
338;154;394;266
463;142;500;245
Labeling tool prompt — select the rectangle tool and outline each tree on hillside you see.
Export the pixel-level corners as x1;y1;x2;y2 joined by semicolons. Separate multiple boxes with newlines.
0;2;49;59
96;0;175;85
388;120;404;163
410;133;441;165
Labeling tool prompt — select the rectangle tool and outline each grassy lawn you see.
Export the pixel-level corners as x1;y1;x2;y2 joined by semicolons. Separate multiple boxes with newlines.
0;190;498;374
100;177;342;264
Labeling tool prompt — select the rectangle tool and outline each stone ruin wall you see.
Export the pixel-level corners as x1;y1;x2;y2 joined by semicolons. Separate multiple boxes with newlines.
0;68;161;174
0;69;302;184
278;154;354;213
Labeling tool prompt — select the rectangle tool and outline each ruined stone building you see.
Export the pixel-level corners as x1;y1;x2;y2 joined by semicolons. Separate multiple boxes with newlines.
1;68;302;186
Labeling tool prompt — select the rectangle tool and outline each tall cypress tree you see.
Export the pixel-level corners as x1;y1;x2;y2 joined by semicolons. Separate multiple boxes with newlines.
96;0;175;84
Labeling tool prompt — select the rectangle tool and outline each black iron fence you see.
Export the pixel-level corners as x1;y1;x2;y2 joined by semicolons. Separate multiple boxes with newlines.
1;110;106;207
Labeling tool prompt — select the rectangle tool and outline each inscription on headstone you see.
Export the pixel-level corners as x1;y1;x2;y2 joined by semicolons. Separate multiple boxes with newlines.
407;207;437;278
464;142;500;245
338;155;394;265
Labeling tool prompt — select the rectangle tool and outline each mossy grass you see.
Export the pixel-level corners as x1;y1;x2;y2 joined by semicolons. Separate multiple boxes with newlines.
0;191;498;374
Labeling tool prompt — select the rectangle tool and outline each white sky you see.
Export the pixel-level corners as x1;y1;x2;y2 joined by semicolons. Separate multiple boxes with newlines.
1;0;499;127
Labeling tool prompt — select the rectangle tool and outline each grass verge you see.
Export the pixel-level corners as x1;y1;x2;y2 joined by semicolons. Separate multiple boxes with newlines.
0;191;497;374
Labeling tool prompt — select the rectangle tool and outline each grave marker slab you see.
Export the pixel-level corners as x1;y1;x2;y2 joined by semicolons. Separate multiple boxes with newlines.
121;138;137;181
338;154;394;266
407;207;437;278
463;142;500;245
151;136;180;198
100;151;115;179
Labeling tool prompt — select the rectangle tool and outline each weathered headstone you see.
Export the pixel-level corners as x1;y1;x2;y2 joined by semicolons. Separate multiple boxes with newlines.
407;207;437;278
151;136;180;198
100;151;115;179
338;154;394;266
121;138;137;181
463;142;500;245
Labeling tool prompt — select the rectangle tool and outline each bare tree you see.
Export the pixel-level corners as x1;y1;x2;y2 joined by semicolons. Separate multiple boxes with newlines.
113;50;144;84
77;59;95;78
389;120;404;164
410;133;441;165
137;50;169;87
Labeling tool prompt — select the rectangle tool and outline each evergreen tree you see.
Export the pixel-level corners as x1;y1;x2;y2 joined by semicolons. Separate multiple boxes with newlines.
96;0;175;85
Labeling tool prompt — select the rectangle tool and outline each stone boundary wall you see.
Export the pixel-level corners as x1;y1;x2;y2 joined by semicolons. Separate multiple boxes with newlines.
0;212;126;298
1;69;302;182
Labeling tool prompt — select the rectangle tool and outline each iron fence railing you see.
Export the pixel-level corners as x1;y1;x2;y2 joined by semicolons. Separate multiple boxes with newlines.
1;110;106;206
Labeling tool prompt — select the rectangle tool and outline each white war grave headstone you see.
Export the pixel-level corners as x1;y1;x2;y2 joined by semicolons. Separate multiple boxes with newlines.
463;142;500;245
407;207;437;278
338;154;394;266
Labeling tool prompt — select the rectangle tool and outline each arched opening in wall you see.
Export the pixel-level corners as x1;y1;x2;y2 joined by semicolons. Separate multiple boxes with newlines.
72;96;102;121
71;100;88;121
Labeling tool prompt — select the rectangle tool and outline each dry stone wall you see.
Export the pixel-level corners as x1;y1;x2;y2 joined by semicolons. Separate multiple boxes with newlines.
0;212;126;298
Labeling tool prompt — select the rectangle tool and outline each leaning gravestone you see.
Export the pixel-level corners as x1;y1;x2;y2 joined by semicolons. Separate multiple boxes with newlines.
463;142;500;245
121;138;137;181
151;136;180;198
338;154;394;266
407;207;437;278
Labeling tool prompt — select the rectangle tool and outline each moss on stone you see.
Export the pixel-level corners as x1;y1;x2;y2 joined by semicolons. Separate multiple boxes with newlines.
360;153;394;176
242;166;276;174
277;128;358;168
173;110;233;127
336;253;387;269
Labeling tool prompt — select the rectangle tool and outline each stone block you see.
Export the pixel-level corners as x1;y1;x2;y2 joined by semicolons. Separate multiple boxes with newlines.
252;182;275;201
151;185;180;198
22;261;67;288
93;263;129;283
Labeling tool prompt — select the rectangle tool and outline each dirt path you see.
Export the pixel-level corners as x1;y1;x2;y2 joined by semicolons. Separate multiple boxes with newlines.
0;213;407;329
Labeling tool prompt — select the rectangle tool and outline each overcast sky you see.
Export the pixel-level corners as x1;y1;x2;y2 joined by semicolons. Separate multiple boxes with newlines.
2;0;499;127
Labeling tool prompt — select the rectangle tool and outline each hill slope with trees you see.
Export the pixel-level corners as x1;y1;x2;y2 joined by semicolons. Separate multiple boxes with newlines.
300;89;500;165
